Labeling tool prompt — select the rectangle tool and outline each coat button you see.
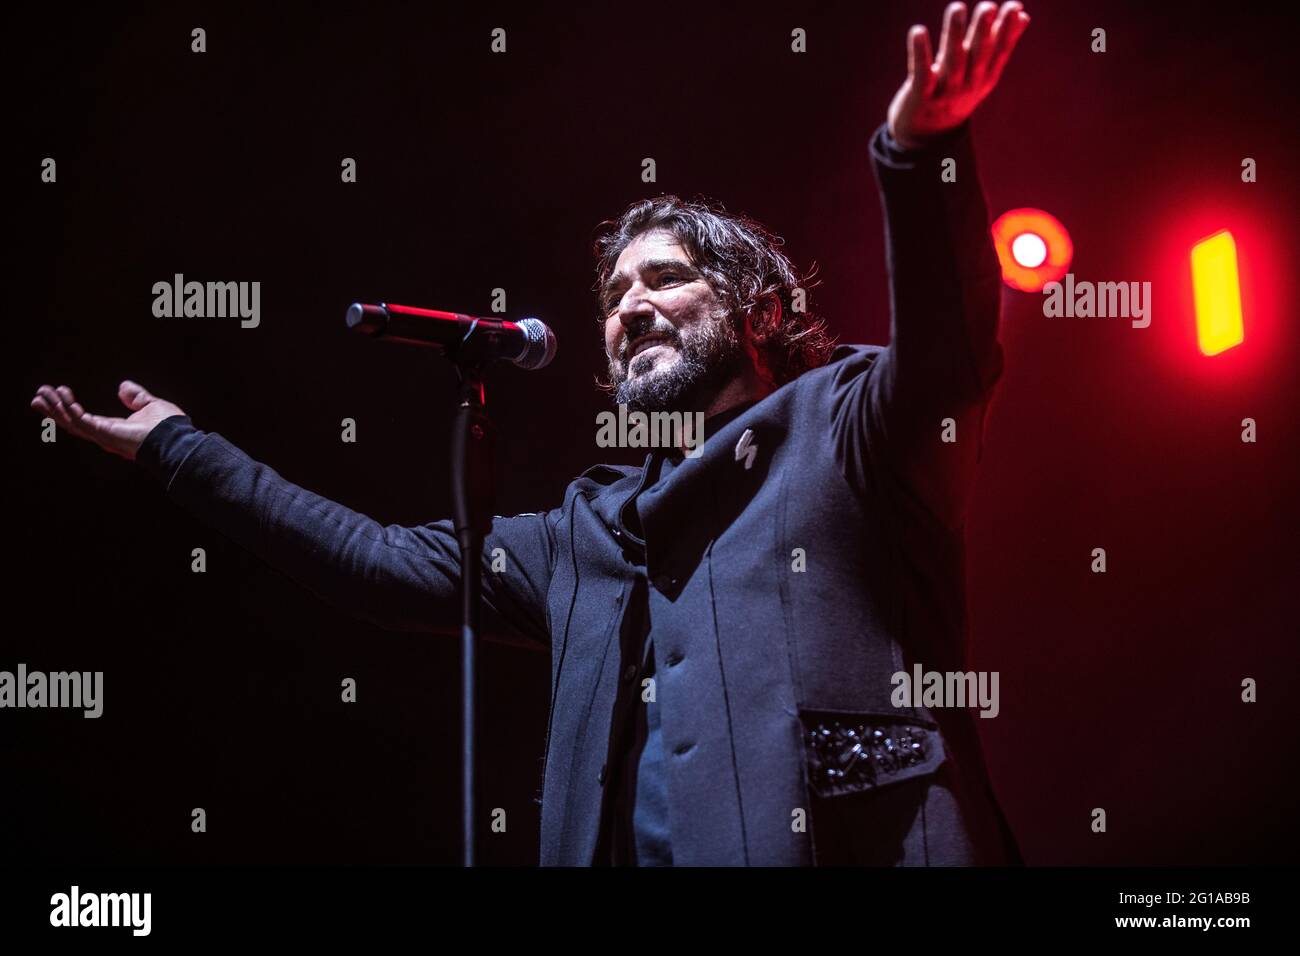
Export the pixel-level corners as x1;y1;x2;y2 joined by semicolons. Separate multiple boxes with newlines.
654;573;677;591
597;764;607;785
622;664;636;682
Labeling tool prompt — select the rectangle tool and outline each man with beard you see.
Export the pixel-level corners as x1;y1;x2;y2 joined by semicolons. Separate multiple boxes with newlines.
31;2;1030;865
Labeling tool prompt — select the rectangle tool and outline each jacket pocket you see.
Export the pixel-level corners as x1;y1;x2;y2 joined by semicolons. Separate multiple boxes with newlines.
798;708;947;799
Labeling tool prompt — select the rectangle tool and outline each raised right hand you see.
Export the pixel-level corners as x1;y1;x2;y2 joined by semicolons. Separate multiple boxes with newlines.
887;1;1030;150
30;380;186;462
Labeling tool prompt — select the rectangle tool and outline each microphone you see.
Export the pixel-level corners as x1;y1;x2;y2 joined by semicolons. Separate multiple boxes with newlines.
345;302;557;370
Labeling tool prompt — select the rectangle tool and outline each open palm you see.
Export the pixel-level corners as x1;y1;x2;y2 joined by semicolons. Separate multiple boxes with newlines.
888;1;1031;150
31;380;184;461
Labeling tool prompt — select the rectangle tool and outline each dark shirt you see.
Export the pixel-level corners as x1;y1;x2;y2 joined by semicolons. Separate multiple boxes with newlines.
595;401;757;866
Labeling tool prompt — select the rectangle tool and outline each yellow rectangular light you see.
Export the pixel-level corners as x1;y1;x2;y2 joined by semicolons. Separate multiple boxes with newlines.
1191;230;1244;355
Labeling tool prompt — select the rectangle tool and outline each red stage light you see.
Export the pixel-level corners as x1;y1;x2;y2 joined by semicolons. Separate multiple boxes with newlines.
1190;230;1244;356
1011;232;1048;268
991;208;1073;292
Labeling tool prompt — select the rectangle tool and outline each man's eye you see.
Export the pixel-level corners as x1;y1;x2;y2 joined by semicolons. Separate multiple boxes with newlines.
602;274;685;312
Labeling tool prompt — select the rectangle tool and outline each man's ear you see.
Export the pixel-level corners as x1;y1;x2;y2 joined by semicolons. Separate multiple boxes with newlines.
749;294;782;339
743;295;781;387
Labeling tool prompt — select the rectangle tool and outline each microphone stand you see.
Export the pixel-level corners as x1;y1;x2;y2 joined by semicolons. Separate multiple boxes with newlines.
347;303;547;867
449;362;493;868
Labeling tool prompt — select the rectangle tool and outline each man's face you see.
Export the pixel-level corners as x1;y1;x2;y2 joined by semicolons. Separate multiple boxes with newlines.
600;229;746;413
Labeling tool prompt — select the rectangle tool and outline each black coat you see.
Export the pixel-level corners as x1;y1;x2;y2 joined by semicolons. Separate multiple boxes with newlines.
138;120;1021;865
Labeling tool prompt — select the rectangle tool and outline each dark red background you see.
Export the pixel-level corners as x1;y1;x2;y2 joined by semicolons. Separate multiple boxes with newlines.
10;0;1298;864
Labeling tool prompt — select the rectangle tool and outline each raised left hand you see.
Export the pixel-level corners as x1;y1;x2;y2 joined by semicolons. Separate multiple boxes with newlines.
887;1;1031;150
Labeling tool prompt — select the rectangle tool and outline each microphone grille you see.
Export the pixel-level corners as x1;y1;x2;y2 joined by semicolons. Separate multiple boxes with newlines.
515;318;558;371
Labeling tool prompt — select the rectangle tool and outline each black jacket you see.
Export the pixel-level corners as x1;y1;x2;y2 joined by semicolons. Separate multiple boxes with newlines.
138;120;1020;865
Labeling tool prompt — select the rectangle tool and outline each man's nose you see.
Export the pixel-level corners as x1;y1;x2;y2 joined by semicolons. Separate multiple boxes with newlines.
616;287;655;341
617;283;653;325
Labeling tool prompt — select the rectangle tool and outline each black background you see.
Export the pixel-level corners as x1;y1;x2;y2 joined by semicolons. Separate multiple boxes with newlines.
9;0;1298;865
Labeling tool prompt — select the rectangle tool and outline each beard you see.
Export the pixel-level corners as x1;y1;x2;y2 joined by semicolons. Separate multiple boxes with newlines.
610;310;749;414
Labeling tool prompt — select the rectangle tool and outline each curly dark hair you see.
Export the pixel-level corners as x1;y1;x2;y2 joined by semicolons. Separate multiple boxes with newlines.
592;195;836;388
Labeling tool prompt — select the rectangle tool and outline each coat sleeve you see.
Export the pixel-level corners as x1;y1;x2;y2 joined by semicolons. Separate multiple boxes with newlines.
833;120;1005;532
135;414;555;648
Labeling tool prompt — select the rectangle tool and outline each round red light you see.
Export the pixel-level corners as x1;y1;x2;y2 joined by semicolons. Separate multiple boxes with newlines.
991;208;1073;292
